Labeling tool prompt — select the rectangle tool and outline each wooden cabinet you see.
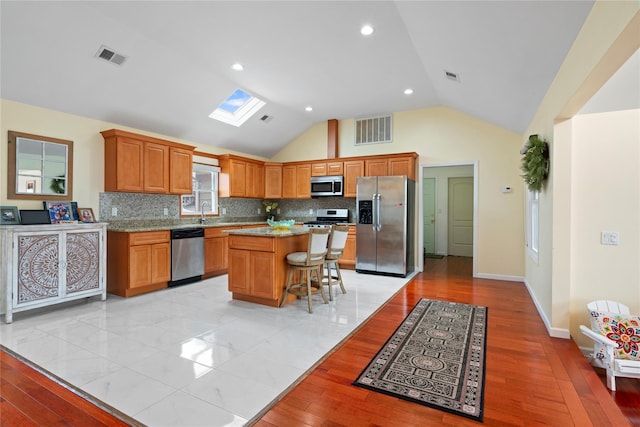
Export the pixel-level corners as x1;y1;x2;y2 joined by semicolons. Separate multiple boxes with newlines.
282;163;311;199
1;224;107;323
296;163;311;198
227;232;307;306
364;153;417;181
203;225;242;278
282;165;297;199
339;225;356;270
143;142;169;193
264;163;283;199
219;155;265;198
282;163;312;199
343;160;364;198
365;158;389;177
311;161;343;176
102;129;195;195
106;230;170;297
169;147;193;194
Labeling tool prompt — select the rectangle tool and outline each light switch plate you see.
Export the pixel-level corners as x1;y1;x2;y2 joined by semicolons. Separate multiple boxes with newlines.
601;231;619;245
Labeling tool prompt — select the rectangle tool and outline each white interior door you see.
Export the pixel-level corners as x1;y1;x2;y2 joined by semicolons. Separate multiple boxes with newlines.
448;177;473;257
423;178;436;255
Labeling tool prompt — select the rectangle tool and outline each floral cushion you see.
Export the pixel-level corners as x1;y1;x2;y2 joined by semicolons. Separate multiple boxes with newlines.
590;311;640;361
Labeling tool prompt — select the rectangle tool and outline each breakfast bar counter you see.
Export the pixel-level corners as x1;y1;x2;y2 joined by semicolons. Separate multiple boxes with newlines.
225;227;309;307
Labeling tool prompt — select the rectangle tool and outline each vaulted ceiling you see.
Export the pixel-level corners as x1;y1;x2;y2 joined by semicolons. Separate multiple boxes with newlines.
1;1;596;158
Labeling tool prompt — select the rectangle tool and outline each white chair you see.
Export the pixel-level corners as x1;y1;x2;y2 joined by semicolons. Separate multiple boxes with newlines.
318;224;349;301
280;228;330;313
580;300;640;391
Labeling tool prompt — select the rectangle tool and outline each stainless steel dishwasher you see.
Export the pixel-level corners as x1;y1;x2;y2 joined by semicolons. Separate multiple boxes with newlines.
169;228;205;287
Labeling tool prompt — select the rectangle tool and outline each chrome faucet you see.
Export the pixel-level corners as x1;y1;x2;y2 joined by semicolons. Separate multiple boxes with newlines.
200;200;210;224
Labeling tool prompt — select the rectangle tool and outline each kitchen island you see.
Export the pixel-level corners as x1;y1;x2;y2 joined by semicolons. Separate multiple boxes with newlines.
225;227;309;307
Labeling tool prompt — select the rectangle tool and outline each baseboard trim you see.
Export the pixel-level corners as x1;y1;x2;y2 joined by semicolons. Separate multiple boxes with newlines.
523;278;571;339
474;273;525;282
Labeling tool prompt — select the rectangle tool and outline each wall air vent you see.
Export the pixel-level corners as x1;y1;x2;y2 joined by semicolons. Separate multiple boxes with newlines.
95;45;127;66
354;114;392;146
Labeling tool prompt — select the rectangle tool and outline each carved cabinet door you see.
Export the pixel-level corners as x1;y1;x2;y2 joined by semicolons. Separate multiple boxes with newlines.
15;232;61;306
65;230;101;295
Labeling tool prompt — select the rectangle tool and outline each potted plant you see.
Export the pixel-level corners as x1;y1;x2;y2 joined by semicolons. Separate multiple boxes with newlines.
262;200;278;221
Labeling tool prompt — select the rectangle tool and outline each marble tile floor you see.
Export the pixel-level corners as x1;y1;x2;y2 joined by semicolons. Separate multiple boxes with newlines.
0;270;413;426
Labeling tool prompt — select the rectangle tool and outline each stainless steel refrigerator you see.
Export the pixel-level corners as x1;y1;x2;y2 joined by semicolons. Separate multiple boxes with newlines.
356;175;414;277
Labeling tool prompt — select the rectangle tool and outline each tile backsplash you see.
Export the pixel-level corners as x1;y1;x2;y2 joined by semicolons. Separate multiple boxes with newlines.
99;192;356;223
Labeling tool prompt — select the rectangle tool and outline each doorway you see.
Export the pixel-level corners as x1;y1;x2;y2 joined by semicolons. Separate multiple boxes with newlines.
419;163;477;276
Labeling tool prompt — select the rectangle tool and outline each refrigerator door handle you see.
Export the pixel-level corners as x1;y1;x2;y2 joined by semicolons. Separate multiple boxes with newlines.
371;195;377;232
375;193;382;232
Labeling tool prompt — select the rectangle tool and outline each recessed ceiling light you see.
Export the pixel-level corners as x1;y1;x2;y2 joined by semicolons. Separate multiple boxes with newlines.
360;25;374;36
305;106;313;112
231;63;244;71
404;88;414;95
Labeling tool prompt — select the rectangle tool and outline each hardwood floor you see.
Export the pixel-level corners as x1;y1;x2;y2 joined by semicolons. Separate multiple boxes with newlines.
1;256;638;426
253;256;640;427
0;347;139;426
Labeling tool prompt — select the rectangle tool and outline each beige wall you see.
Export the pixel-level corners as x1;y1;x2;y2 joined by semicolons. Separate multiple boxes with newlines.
569;109;640;348
522;3;639;338
0;99;265;212
273;106;525;278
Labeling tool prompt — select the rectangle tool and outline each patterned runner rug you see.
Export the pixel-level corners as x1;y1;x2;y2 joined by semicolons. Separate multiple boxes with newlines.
353;298;487;422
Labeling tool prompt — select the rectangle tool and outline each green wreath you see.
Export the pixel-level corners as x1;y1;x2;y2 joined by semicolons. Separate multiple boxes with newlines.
520;134;549;192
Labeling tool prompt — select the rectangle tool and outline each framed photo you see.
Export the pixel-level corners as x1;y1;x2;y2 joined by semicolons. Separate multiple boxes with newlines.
78;208;96;223
43;201;74;223
0;206;20;225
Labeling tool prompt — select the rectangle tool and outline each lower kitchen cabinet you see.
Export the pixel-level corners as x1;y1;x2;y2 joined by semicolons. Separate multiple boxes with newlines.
0;223;107;323
107;230;170;297
339;225;356;270
203;225;242;278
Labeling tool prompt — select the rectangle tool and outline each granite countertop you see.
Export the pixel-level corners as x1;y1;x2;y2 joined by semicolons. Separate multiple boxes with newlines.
225;226;310;237
106;219;307;232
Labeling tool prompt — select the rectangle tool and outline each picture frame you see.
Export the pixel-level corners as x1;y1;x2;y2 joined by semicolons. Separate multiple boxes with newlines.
0;206;20;225
78;207;96;223
43;200;74;223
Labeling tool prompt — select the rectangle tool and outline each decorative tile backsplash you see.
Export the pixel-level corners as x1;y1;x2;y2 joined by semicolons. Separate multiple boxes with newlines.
99;193;356;224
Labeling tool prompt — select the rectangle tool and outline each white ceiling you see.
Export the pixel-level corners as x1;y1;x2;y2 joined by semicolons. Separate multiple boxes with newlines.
1;1;597;158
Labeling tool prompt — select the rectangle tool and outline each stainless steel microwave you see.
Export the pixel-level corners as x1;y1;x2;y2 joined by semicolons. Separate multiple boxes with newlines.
310;176;343;197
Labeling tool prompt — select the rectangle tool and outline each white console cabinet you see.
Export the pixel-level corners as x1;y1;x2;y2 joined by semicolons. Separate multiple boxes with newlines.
1;223;107;323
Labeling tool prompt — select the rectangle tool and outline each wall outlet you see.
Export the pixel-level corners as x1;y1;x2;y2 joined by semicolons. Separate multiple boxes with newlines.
163;207;169;216
309;209;314;215
111;207;117;216
601;231;619;245
277;208;281;214
258;208;262;214
222;207;227;215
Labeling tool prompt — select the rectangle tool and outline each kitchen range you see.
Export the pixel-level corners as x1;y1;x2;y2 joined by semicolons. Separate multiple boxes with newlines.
304;208;350;228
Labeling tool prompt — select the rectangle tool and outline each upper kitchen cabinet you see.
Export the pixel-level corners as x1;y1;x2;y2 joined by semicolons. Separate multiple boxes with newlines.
264;163;283;199
102;129;195;195
169;147;194;194
283;163;311;199
218;154;265;199
311;161;343;176
364;153;418;181
343;160;364;198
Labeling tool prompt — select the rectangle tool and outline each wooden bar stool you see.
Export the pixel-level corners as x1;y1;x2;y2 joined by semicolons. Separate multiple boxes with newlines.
280;228;330;313
319;224;349;301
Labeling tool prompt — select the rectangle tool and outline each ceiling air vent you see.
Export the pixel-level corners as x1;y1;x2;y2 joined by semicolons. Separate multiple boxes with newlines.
95;45;127;66
444;70;460;82
355;115;392;146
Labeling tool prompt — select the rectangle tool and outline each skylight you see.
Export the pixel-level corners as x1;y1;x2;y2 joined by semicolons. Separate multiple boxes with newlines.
209;88;265;127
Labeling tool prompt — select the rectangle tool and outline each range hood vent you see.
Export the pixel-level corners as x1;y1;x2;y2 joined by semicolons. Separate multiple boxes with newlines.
95;45;127;66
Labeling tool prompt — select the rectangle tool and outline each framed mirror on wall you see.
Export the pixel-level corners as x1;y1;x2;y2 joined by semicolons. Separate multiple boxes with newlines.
7;130;73;200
